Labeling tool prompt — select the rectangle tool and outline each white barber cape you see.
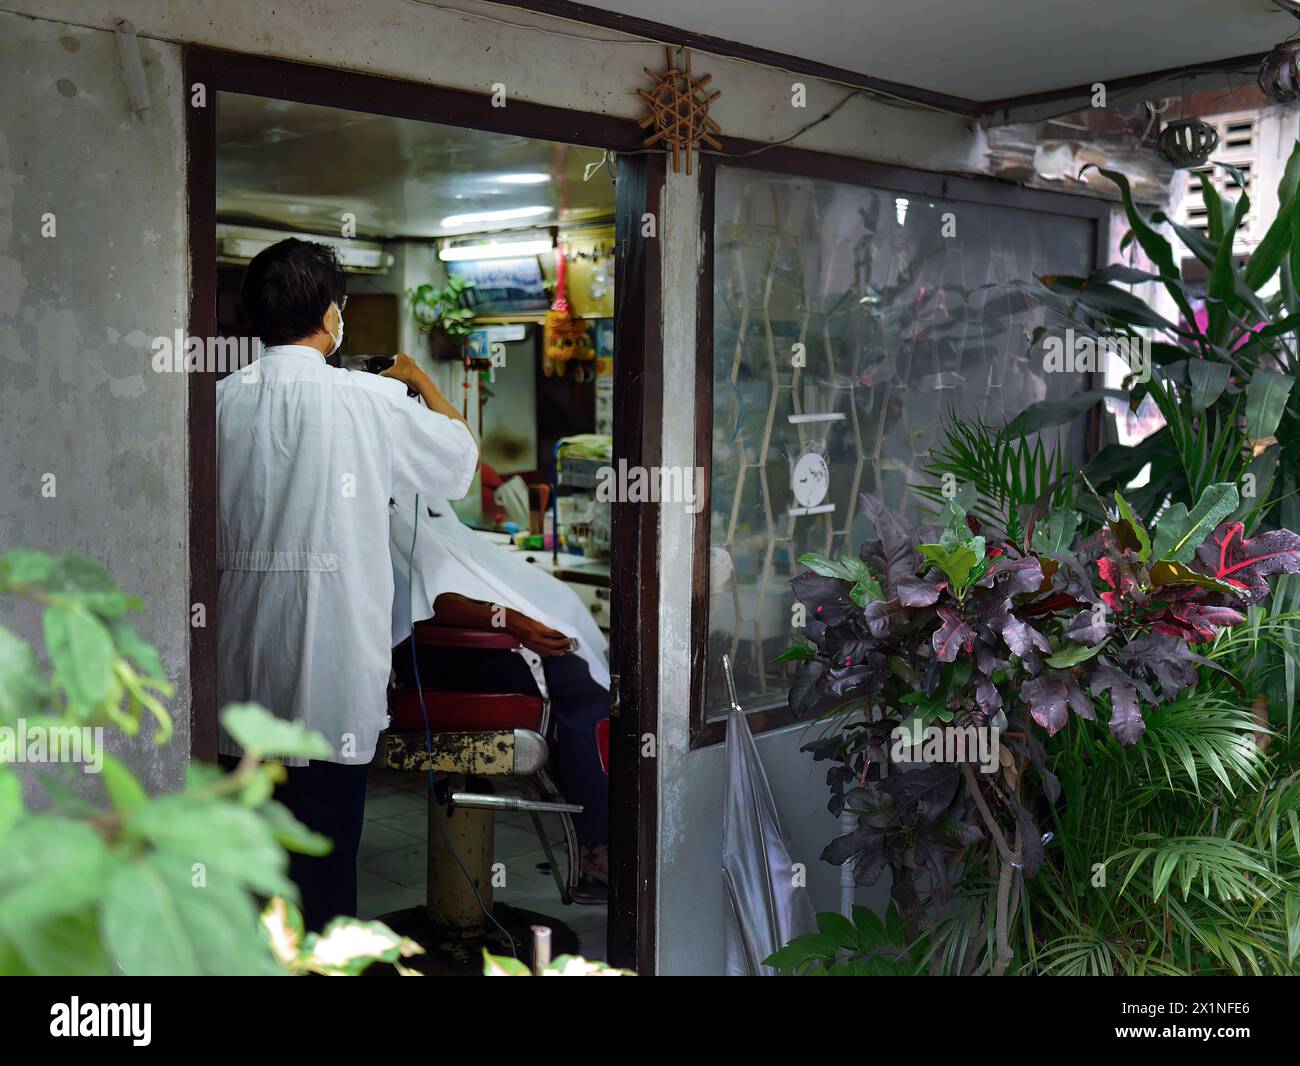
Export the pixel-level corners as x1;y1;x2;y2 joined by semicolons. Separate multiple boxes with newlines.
216;345;478;765
388;496;610;691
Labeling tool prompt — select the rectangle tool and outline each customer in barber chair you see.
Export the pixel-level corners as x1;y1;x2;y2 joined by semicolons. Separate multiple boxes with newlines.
388;495;611;890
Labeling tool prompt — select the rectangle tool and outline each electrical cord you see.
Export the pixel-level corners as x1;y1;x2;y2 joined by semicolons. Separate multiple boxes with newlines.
400;0;971;119
406;490;519;957
703;90;864;158
578;88;869;180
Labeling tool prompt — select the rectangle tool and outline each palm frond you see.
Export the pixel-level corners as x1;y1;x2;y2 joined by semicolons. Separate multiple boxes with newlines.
916;409;1072;541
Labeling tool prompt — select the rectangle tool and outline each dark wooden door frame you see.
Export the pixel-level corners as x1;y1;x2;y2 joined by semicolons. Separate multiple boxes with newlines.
689;141;1113;748
183;45;659;973
607;150;664;973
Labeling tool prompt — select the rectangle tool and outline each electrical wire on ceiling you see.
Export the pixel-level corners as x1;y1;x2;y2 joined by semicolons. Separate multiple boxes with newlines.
580;86;867;175
703;89;864;157
405;0;1272;140
401;0;972;120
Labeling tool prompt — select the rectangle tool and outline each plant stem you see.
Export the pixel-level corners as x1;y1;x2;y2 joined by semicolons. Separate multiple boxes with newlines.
962;761;1021;975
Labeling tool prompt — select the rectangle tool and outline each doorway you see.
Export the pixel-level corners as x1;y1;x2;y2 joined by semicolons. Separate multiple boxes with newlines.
185;48;660;973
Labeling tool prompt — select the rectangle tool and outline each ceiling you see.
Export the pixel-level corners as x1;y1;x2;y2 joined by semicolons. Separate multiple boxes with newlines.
216;93;615;240
561;0;1293;103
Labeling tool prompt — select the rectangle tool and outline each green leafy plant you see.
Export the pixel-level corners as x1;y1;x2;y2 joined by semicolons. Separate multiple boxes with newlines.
1002;148;1300;739
1019;616;1300;976
764;903;920;975
917;411;1072;545
784;481;1300;975
0;550;420;976
1008;149;1300;545
407;275;476;340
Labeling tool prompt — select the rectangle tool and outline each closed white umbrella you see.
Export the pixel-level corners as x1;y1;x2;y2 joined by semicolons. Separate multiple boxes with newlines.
722;656;817;975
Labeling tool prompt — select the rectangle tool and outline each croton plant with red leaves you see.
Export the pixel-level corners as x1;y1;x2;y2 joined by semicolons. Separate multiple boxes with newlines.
791;483;1300;748
787;483;1300;915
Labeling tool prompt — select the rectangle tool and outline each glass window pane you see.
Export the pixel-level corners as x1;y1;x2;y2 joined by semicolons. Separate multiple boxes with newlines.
704;167;1095;721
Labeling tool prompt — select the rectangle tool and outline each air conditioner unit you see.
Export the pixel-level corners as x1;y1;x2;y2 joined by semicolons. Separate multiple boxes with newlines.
216;225;393;274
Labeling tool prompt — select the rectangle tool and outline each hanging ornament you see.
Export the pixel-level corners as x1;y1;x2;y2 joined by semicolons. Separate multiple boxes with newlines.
638;46;721;175
1260;2;1300;102
1156;118;1220;168
1260;41;1300;103
544;240;592;378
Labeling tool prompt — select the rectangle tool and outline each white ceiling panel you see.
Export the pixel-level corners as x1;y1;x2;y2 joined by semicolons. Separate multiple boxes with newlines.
548;0;1292;102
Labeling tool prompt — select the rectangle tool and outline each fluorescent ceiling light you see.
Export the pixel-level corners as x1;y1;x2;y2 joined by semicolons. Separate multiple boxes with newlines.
496;173;549;185
441;205;551;229
439;238;554;262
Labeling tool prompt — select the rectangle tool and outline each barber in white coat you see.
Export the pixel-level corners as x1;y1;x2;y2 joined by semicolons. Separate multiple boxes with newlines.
216;238;477;930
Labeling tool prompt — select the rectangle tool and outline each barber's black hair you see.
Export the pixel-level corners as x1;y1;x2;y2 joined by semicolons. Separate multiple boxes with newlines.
240;238;345;346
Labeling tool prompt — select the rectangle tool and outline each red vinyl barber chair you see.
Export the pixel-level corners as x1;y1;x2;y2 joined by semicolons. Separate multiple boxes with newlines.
385;620;603;937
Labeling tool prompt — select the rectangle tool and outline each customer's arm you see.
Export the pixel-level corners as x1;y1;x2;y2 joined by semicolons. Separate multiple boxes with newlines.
433;593;571;657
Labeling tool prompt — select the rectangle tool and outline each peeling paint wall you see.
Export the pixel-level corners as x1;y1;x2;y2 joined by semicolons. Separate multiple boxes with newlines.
0;10;189;793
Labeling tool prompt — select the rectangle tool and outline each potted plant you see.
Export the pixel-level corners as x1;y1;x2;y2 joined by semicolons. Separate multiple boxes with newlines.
780;479;1300;975
408;275;477;360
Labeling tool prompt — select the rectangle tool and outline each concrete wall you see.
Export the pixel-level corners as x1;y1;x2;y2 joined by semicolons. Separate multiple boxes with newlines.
0;11;189;793
0;0;983;170
0;0;1094;973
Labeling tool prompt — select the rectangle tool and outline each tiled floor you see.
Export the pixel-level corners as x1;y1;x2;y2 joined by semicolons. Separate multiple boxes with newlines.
357;767;608;961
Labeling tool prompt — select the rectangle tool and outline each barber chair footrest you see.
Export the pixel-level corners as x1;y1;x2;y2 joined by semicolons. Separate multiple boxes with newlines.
385;728;548;776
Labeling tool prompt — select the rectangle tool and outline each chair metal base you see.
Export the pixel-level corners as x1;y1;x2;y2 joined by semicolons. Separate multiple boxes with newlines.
373;902;580;976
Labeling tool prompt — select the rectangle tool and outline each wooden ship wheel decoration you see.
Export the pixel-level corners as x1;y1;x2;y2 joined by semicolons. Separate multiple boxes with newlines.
638;47;721;174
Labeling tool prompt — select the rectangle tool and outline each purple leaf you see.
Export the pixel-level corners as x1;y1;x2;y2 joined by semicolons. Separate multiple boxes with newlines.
1115;633;1201;698
1014;800;1047;878
933;605;974;662
1001;613;1051;659
972;639;1000;677
1152;601;1246;643
1022;669;1095;736
974;670;1003;714
1086;661;1154;746
922;654;943;697
979;596;1050;658
823;653;890;699
1022;674;1068;735
789;657;827;717
1194;521;1300;604
791;572;856;626
862;599;898;637
979;554;1045;596
882;763;962;827
896;574;942;607
860;493;933;603
1064;608;1111;646
1050;555;1102;605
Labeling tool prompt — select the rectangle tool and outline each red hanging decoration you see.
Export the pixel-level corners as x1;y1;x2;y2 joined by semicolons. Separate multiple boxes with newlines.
544;241;592;377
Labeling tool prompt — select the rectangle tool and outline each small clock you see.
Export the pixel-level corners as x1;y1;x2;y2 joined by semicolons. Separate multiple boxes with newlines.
791;450;830;510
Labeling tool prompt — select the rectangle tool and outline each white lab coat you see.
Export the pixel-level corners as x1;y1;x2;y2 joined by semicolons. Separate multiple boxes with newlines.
388;496;610;691
216;345;478;765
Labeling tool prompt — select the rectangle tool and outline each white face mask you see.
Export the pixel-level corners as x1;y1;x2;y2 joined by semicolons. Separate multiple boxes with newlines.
327;303;344;356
